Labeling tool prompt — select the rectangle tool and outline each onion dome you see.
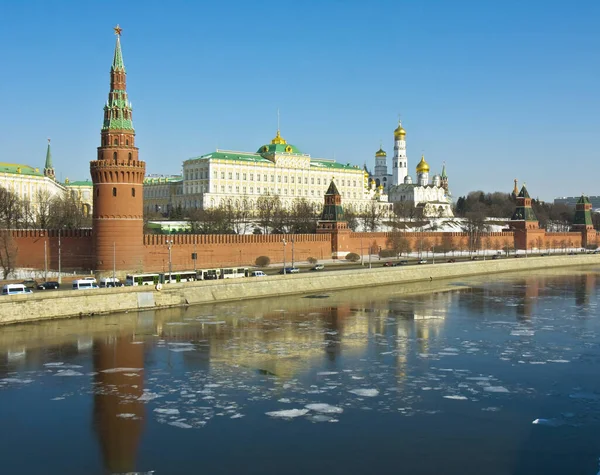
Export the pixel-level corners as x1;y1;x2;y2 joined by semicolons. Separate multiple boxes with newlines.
416;155;430;173
394;120;406;139
375;147;387;157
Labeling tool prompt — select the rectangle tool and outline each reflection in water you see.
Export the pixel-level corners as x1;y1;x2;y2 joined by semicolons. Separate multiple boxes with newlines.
93;337;144;474
0;269;599;475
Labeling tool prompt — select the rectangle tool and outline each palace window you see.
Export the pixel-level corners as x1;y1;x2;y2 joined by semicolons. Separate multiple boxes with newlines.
305;177;308;184
264;174;267;181
214;171;217;178
243;187;246;193
271;175;274;182
228;185;232;192
221;185;225;192
221;172;225;179
250;187;254;193
236;173;240;179
250;173;253;180
236;186;240;192
311;178;314;184
228;172;232;179
291;176;295;183
243;173;247;180
278;176;281;183
317;178;321;185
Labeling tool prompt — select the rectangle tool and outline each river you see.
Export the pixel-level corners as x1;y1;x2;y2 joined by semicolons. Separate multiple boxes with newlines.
1;267;600;475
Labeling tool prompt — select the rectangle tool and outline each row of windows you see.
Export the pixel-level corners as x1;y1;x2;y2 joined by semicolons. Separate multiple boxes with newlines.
206;171;357;187
210;185;361;199
97;187;137;197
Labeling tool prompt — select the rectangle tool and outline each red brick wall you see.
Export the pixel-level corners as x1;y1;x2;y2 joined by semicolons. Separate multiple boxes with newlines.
142;233;332;272
10;229;94;271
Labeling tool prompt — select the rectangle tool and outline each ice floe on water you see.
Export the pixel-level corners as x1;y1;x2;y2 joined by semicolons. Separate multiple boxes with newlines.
265;409;309;418
483;386;510;393
101;368;143;373
53;370;84;377
305;403;343;414
154;408;180;415
443;395;468;400
348;389;379;397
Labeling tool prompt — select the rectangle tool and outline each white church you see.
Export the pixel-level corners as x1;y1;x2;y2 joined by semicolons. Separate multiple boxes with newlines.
368;120;454;218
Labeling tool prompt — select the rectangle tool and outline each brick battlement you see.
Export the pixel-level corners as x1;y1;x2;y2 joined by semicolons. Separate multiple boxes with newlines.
10;228;93;239
143;233;331;246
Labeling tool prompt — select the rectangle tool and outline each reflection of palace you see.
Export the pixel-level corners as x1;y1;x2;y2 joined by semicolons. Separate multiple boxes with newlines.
93;336;144;474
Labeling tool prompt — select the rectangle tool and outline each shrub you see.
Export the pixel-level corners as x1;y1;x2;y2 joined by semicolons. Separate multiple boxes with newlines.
255;256;271;267
307;257;317;264
345;253;360;262
379;249;396;258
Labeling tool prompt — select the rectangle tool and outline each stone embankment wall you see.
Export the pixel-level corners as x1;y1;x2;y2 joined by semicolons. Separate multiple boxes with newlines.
1;255;598;326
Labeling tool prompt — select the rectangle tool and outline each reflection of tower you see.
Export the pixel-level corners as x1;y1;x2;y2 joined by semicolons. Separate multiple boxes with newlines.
519;278;540;319
90;25;146;274
93;336;144;473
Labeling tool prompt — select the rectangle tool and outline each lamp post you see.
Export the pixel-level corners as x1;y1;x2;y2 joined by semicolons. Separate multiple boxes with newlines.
291;237;295;268
167;239;173;283
432;245;435;264
360;236;364;266
58;230;62;284
112;242;116;282
44;240;48;282
282;238;287;275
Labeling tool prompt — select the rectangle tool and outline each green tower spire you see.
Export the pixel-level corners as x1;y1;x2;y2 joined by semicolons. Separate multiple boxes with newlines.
111;25;126;72
441;162;447;179
44;138;55;179
103;25;134;132
44;139;53;170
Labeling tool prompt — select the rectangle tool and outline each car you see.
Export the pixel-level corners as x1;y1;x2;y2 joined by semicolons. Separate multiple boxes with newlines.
470;256;479;261
2;284;33;295
310;264;325;271
383;262;394;267
20;279;38;289
418;259;427;264
279;267;299;274
540;253;548;257
249;270;267;277
514;254;523;258
394;260;409;266
492;255;500;260
37;281;60;290
447;258;456;263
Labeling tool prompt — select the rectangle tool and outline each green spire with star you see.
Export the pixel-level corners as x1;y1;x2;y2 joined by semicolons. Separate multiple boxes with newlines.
44;138;55;179
111;25;125;72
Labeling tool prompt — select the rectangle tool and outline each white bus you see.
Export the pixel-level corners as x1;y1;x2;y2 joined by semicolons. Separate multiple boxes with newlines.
125;273;160;286
220;267;248;279
199;268;219;280
162;271;197;284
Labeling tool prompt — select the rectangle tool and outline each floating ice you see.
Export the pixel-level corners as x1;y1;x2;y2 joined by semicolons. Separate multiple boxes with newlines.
53;370;84;377
317;371;339;376
44;362;65;367
117;413;137;419
443;395;468;400
1;378;33;384
548;360;570;363
168;421;193;429
278;398;291;403
510;330;535;336
348;389;379;397
154;408;180;415
138;392;162;402
484;386;510;393
265;409;309;418
305;403;343;414
230;414;244;419
101;367;143;373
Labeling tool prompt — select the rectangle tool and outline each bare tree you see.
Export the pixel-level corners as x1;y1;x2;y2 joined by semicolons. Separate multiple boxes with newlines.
360;201;385;232
0;186;24;228
343;207;359;231
0;230;17;279
287;198;318;234
256;193;282;234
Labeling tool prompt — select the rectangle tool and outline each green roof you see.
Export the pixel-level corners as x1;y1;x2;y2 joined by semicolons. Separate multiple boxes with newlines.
65;180;93;187
256;143;303;154
144;175;183;184
518;185;530;198
112;36;126;72
0;162;43;177
574;195;593;226
44;141;53;170
187;150;362;172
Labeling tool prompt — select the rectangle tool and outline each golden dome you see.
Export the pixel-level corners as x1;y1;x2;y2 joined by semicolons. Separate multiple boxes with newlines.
394;121;406;139
271;129;287;145
375;147;386;157
416;155;430;173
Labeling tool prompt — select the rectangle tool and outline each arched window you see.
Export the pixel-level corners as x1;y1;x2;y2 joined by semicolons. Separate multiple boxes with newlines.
113;152;117;161
126;139;129;146
112;187;117;197
131;187;135;197
114;138;118;146
128;152;132;161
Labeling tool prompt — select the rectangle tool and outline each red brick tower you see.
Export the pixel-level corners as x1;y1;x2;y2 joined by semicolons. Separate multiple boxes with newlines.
90;25;146;274
317;179;351;258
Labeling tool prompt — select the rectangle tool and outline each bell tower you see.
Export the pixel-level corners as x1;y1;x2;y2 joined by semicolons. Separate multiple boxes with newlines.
90;25;146;274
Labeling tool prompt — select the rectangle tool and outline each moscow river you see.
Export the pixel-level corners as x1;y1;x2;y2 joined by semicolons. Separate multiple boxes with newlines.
2;267;600;475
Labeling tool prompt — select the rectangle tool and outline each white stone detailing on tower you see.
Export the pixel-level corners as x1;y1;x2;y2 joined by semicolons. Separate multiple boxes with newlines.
392;120;408;186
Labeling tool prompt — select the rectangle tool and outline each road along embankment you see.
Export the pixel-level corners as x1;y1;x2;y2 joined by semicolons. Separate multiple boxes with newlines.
1;255;599;325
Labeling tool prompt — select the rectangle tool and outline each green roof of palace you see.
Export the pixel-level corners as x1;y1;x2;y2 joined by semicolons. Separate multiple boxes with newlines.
0;162;43;177
256;143;303;154
144;175;183;184
186;150;361;171
65;180;93;187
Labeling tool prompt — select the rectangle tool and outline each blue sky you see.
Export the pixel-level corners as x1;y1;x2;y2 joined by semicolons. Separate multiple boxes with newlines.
1;0;598;201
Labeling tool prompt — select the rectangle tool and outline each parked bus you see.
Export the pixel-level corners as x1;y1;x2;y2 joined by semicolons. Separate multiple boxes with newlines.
125;273;160;286
162;271;197;284
199;268;219;280
220;267;248;279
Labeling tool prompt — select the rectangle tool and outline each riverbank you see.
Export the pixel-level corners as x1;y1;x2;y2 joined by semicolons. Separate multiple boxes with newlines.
1;254;599;325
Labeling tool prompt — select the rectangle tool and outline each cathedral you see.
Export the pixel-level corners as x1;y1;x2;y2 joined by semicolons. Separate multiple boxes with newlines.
368;120;453;218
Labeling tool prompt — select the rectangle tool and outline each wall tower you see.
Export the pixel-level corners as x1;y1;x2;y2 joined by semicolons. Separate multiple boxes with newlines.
90;25;146;274
44;138;55;180
392;120;408;185
374;145;387;177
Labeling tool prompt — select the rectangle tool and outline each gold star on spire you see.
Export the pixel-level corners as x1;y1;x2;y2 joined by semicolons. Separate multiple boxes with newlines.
114;24;122;36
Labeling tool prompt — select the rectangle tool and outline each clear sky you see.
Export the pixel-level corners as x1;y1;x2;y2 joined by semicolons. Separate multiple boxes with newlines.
1;0;598;201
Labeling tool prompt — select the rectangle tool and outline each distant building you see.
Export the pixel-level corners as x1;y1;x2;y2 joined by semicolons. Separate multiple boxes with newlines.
143;174;183;215
555;196;600;209
0;139;92;216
